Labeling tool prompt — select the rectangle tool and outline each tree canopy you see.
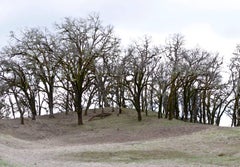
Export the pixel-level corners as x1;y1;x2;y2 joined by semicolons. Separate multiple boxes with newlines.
0;14;239;127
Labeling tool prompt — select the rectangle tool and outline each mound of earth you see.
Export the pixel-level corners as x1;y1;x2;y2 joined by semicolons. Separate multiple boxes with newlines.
0;108;211;145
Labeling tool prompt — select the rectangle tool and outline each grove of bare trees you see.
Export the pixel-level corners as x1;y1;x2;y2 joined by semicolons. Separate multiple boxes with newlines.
0;14;239;127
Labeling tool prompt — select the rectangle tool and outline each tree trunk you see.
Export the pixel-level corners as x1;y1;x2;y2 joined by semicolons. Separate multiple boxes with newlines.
37;92;43;116
65;91;70;115
30;99;37;120
192;89;198;123
207;92;211;124
237;108;240;126
9;97;15;119
65;81;70;115
141;90;145;113
144;86;148;116
84;88;96;116
77;111;83;125
84;98;91;116
118;107;122;114
32;113;36;120
137;110;142;121
183;86;188;121
48;92;54;118
20;112;24;125
134;95;142;122
98;91;102;108
167;86;175;120
48;82;55;118
150;82;154;112
158;95;163;119
202;90;206;124
103;92;110;107
75;90;83;125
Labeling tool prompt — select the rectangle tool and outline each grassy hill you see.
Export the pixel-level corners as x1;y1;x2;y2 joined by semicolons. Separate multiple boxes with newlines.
0;108;240;167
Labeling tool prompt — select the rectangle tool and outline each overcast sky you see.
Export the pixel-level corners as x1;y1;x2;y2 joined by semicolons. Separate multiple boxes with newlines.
0;0;240;61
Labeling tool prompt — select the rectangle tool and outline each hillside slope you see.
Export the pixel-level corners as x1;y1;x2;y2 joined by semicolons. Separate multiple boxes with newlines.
0;108;209;144
0;108;239;167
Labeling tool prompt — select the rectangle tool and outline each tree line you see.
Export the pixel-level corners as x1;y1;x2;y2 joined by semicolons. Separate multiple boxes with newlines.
0;14;240;126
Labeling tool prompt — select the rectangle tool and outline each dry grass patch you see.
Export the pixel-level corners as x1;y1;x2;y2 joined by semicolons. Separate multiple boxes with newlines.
0;159;17;167
62;149;191;163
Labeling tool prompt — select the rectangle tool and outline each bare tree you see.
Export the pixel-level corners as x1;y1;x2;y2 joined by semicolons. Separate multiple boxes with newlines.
153;61;171;119
0;93;11;119
164;34;185;120
0;57;38;121
0;14;235;128
179;48;208;122
111;56;126;114
9;28;60;118
56;14;120;125
122;37;158;121
229;45;240;126
197;53;223;124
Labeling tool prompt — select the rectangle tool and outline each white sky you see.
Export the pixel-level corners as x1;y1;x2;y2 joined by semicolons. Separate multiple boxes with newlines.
0;0;239;61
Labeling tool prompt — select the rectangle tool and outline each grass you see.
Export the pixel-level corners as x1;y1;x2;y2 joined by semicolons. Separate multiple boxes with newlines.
63;149;191;163
62;139;240;166
60;126;240;166
82;108;189;131
55;108;240;166
2;107;240;166
189;154;240;166
190;127;240;166
0;159;16;167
